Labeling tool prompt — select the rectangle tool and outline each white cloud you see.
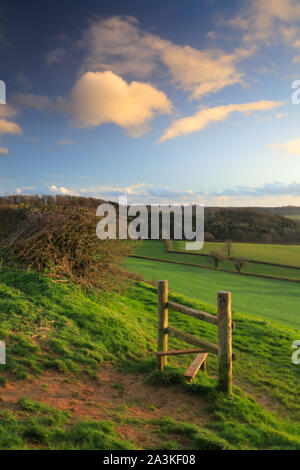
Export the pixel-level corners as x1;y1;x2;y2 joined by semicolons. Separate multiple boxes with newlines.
228;0;300;48
0;104;19;119
160;44;243;100
79;16;247;100
14;71;172;137
0;118;23;138
49;185;79;196
0;105;22;153
68;71;172;134
160;100;284;142
269;138;300;155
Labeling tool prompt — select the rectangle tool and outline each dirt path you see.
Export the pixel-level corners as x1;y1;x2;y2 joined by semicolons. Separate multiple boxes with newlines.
0;368;212;449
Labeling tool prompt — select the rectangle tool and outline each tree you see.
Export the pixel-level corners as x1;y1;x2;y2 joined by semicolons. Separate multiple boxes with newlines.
224;239;232;257
165;239;173;251
204;232;215;242
209;250;226;268
234;258;249;273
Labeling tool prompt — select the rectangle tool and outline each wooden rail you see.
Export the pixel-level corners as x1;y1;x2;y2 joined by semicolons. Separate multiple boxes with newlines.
167;325;219;355
157;280;234;394
168;301;218;326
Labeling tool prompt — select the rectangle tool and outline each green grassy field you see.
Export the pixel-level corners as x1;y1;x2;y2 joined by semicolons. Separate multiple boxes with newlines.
173;240;300;267
0;267;299;449
285;215;300;220
127;256;300;330
134;240;300;280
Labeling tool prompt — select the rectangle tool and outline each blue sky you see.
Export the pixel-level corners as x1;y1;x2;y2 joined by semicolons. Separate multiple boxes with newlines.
1;0;300;206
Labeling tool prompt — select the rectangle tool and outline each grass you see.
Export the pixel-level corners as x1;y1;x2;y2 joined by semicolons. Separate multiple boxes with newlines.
0;397;136;450
0;266;299;449
0;267;156;382
173;240;300;267
285;215;300;220
133;240;300;280
127;256;300;330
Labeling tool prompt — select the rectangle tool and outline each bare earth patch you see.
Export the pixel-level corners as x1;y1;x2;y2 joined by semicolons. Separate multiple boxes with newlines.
0;368;212;449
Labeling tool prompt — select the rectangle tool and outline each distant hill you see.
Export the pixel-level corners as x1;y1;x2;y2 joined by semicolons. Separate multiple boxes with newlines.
1;195;300;243
204;207;300;243
260;206;300;216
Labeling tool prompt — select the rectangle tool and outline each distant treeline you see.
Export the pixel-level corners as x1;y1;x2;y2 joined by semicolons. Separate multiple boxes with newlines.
0;195;300;243
204;207;300;243
262;206;300;216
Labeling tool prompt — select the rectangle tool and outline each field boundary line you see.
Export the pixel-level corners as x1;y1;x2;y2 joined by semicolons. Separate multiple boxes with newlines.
129;255;300;284
167;249;300;271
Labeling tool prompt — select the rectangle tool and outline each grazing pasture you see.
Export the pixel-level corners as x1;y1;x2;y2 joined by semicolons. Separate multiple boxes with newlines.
133;240;300;280
173;240;300;267
126;256;300;330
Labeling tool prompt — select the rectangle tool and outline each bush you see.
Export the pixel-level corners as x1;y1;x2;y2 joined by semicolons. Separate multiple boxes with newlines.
0;207;132;289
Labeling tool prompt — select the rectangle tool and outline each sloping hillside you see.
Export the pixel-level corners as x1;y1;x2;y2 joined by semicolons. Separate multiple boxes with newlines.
0;267;299;449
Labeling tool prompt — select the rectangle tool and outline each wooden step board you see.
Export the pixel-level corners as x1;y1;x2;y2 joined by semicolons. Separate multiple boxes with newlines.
184;353;208;382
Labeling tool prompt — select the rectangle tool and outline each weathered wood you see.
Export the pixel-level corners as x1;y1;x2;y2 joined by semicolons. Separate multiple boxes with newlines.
184;353;208;382
167;325;218;355
217;291;232;394
156;348;205;357
168;301;218;326
157;280;168;370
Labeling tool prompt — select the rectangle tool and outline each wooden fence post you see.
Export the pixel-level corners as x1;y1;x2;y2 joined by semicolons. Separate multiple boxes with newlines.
157;280;168;370
217;291;232;394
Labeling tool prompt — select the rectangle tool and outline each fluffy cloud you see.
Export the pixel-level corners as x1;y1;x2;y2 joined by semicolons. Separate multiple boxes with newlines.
160;44;243;99
0;104;22;153
0;104;19;119
68;71;172;134
159;100;284;142
13;71;172;137
0;118;23;138
79;16;246;100
228;0;300;48
49;185;79;196
269;138;300;155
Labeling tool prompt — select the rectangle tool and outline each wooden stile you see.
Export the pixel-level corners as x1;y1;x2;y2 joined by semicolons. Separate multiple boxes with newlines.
184;353;207;382
217;291;233;394
157;280;168;370
156;281;234;391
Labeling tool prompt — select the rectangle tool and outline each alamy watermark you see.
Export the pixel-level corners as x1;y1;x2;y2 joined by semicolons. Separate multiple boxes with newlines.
0;80;6;104
0;341;5;365
96;196;204;250
292;340;300;365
